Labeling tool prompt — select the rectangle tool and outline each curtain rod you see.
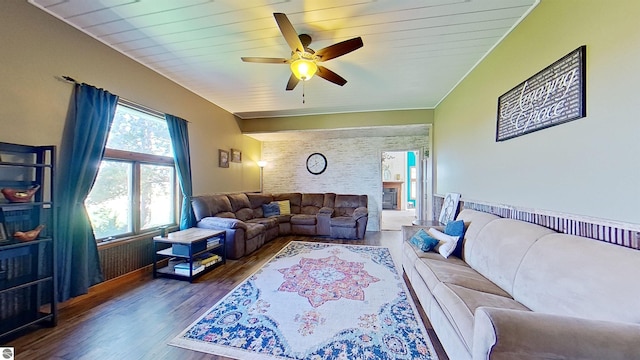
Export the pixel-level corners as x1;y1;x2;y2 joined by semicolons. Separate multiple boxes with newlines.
59;75;190;122
61;75;78;83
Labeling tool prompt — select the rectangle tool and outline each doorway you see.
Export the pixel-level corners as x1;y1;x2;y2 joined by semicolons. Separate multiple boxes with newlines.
381;150;419;230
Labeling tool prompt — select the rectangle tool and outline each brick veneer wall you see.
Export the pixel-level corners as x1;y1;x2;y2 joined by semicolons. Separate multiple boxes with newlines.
261;135;429;231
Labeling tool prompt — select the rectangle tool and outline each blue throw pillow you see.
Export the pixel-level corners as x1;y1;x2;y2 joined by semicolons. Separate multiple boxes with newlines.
262;202;281;217
444;220;467;258
410;229;440;252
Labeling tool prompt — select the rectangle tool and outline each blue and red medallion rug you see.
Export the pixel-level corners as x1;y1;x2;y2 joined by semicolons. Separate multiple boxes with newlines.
169;241;437;360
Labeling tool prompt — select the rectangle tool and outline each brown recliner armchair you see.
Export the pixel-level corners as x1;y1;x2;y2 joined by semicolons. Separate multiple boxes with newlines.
329;194;368;239
290;193;335;236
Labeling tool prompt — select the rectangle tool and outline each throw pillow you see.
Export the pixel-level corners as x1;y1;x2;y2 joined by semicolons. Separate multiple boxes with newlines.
428;228;459;258
277;200;291;215
444;220;467;258
409;229;440;252
261;202;280;217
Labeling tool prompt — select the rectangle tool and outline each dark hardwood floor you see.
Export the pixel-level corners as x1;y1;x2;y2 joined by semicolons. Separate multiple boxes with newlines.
6;232;447;360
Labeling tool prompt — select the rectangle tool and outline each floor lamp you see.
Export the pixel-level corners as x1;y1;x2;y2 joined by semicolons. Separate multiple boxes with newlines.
257;160;267;193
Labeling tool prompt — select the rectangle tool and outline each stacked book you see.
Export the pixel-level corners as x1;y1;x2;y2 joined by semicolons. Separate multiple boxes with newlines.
173;253;222;276
206;237;221;249
173;261;205;276
197;252;222;268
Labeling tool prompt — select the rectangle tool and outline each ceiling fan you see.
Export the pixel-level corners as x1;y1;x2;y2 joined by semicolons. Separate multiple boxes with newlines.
241;13;363;91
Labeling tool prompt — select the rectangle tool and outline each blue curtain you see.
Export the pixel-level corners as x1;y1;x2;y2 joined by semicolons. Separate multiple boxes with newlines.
165;114;194;229
56;83;118;302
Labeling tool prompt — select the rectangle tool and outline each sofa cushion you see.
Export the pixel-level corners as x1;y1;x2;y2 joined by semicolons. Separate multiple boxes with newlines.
227;193;254;221
247;193;274;217
409;229;439;252
403;241;469;287
197;216;246;230
444;220;467;258
513;233;640;324
273;193;301;214
415;259;511;297
301;193;325;214
274;214;292;223
244;222;265;239
234;208;253;222
465;218;555;295
227;193;251;211
277;200;291;215
290;214;316;225
432;283;529;352
405;240;468;266
261;202;280;217
246;217;278;229
191;197;210;222
456;209;501;260
216;211;236;219
333;194;367;217
323;193;336;208
428;228;459;258
192;194;234;220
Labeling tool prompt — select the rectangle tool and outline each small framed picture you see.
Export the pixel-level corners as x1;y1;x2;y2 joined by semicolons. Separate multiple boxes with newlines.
231;148;242;163
219;149;229;168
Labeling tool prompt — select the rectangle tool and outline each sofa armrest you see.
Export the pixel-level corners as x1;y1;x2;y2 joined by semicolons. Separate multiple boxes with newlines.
401;225;444;242
197;216;247;230
473;307;640;360
318;207;334;216
352;207;368;220
315;207;333;236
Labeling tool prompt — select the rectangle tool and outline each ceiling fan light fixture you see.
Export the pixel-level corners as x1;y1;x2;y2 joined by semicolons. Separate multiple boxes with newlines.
290;58;318;81
242;13;362;90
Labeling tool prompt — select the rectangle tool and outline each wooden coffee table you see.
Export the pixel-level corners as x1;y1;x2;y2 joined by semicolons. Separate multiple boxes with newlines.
152;228;226;282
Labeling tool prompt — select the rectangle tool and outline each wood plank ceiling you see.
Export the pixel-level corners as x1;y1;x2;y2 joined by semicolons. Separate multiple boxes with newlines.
29;0;537;119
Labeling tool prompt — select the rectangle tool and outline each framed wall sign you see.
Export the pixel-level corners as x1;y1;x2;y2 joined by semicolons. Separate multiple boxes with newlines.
496;45;586;141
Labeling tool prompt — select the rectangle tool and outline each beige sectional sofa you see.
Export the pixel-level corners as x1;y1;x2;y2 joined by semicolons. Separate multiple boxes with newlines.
402;209;640;360
192;192;368;259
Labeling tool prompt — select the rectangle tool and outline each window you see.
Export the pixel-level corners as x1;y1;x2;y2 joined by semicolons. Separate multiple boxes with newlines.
85;101;177;241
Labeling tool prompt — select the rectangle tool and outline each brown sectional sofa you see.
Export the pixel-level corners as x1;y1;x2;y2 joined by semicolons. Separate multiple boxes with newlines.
191;192;368;259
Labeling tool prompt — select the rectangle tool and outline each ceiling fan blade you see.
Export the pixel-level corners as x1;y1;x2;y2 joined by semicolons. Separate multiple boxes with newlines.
274;13;304;53
315;37;363;62
241;57;289;64
286;73;300;91
317;66;347;86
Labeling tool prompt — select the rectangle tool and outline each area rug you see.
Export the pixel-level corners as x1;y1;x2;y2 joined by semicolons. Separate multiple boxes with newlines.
169;241;438;360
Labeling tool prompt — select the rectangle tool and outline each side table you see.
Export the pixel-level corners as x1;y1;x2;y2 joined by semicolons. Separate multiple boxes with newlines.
153;228;226;282
411;219;443;227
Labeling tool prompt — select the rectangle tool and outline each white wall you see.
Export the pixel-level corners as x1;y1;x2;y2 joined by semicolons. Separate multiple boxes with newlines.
262;135;428;231
434;0;640;224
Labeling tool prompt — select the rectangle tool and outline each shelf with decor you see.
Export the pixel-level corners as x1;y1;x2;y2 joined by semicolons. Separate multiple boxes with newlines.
0;142;57;340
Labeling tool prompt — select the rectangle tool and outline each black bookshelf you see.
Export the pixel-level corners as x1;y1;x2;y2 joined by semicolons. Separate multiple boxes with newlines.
0;142;57;339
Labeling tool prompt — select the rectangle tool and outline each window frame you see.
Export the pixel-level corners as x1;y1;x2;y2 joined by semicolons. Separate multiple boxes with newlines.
90;102;179;243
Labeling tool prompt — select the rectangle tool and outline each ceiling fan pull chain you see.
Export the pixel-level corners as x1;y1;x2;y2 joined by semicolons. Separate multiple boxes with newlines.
302;81;306;104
